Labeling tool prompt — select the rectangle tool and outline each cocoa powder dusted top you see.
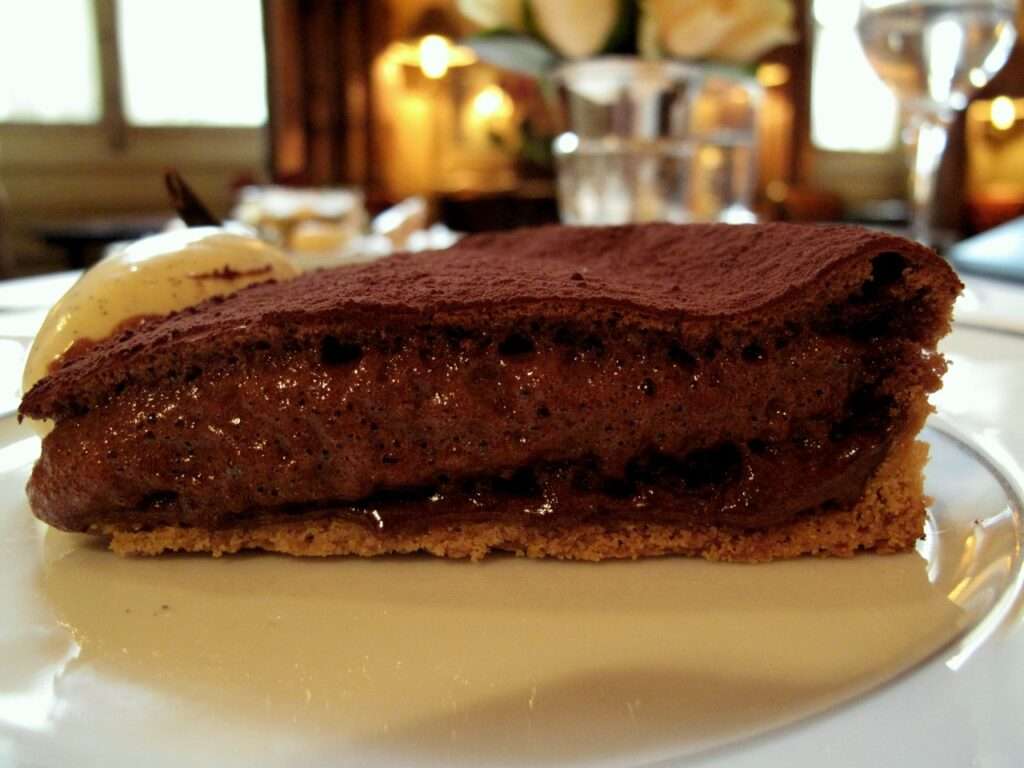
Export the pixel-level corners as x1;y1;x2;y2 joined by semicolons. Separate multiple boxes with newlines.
448;223;916;316
20;223;960;421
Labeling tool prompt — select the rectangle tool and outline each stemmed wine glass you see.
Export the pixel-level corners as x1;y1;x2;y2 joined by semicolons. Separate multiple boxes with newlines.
857;0;1019;246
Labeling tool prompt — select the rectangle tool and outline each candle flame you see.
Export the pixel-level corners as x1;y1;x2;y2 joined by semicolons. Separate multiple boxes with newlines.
419;35;451;80
990;96;1016;131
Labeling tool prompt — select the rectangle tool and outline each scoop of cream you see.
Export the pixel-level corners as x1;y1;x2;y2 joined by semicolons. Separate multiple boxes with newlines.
23;227;299;400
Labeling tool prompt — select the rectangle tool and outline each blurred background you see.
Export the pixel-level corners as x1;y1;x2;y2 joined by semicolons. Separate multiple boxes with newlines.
0;0;1022;276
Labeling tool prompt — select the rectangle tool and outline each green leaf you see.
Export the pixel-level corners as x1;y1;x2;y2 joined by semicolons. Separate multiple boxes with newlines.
700;62;759;81
474;26;528;38
602;0;638;55
465;33;559;77
487;129;508;149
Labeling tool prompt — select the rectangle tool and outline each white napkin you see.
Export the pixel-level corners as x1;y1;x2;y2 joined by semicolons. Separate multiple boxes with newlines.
955;275;1024;336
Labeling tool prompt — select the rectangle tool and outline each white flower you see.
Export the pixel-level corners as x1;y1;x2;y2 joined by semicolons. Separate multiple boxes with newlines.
456;0;526;31
644;0;796;63
530;0;621;59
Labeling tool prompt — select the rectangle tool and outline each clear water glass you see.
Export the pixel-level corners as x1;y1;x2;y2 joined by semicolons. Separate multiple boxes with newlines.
551;57;761;225
857;0;1019;245
689;70;761;224
553;133;694;224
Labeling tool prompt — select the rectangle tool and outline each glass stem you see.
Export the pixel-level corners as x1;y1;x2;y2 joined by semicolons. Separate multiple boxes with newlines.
902;107;953;248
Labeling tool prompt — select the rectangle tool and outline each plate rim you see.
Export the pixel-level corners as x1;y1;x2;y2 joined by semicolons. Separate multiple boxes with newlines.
639;418;1024;767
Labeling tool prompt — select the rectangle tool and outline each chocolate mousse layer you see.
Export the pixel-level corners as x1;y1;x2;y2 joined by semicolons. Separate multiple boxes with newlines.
20;223;961;559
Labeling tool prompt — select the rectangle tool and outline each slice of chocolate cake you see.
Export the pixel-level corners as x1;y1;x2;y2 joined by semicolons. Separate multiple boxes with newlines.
20;223;961;561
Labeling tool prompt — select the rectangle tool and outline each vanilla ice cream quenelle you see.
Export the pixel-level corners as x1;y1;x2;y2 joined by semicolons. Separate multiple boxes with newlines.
23;228;300;425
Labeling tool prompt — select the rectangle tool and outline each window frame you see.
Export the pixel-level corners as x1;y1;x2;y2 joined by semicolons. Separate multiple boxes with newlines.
0;0;268;142
0;0;267;259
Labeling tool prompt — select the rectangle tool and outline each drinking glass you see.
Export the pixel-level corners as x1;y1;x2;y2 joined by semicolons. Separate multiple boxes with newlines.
857;0;1018;246
552;57;701;225
550;57;762;225
688;70;762;224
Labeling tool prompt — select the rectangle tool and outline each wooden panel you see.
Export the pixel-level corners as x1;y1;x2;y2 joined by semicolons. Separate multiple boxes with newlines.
264;0;391;192
263;0;306;179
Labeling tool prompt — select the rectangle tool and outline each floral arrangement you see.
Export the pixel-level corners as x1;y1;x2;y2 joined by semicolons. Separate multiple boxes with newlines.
457;0;797;76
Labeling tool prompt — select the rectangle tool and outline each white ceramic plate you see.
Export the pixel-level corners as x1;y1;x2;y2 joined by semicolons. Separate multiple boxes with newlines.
0;377;1021;768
